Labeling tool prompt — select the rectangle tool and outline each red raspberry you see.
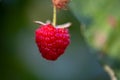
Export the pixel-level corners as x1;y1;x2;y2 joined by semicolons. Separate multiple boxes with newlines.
35;23;70;61
52;0;70;9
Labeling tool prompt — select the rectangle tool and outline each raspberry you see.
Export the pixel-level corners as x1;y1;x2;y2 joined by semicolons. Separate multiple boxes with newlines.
35;23;70;61
52;0;70;9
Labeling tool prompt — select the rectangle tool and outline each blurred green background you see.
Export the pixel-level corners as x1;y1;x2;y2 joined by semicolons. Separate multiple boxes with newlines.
1;0;120;80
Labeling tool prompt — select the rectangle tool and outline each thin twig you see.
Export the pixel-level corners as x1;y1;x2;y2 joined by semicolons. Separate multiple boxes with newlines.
104;65;117;80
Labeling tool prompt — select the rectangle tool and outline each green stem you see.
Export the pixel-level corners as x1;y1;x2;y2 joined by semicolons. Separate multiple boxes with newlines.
52;5;57;27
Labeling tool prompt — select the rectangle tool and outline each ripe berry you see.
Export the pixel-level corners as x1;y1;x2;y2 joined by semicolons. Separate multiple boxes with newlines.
35;23;70;61
52;0;70;9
